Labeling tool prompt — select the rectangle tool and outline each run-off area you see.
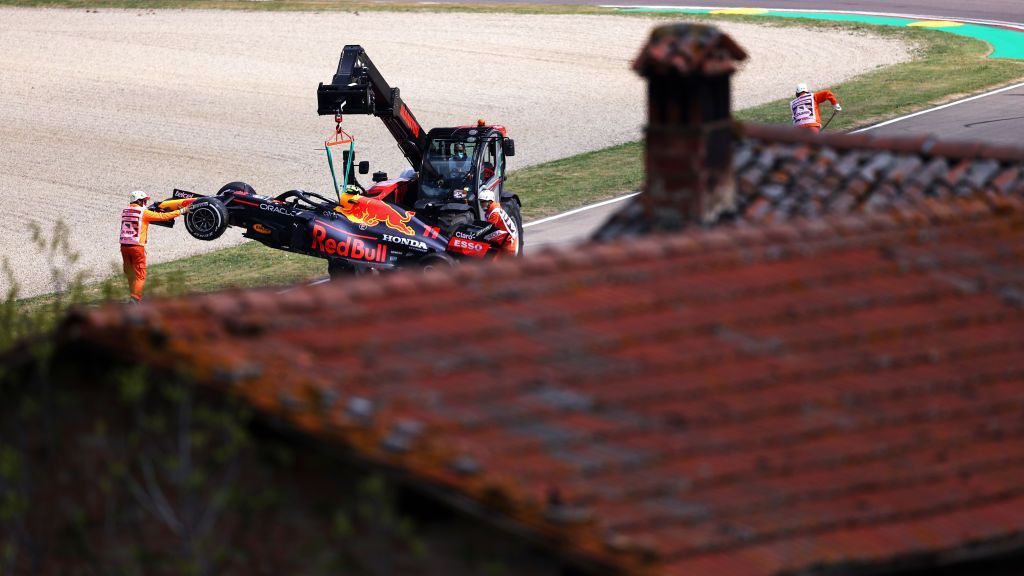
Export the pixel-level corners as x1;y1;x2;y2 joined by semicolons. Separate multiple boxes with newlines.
0;8;910;296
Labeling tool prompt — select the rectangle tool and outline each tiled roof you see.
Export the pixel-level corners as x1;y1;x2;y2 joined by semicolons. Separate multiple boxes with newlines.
68;196;1024;575
597;124;1024;238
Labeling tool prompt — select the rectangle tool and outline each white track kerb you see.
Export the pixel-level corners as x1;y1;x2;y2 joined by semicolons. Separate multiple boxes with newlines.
851;81;1024;133
522;193;640;228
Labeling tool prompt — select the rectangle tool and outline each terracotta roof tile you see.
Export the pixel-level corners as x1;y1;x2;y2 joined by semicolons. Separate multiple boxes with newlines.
597;125;1024;240
66;199;1024;576
730;128;1024;224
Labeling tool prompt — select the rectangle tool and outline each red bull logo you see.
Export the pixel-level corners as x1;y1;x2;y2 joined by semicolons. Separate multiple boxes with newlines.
336;193;415;236
311;223;388;263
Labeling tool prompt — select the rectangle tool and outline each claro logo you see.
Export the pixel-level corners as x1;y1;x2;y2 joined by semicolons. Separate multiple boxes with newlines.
311;223;387;263
383;235;428;251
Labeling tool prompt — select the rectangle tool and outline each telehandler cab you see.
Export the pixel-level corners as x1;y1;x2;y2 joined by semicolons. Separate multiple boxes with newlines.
316;45;522;239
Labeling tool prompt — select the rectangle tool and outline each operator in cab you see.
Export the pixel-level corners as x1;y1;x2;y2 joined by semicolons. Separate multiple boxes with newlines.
451;142;473;177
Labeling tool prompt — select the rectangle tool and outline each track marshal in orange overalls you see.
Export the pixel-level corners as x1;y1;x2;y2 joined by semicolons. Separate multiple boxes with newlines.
791;82;841;133
477;189;520;257
119;190;189;303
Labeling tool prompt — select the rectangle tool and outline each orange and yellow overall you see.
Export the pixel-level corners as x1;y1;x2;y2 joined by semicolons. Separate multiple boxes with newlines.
119;200;186;301
790;90;838;133
483;200;520;257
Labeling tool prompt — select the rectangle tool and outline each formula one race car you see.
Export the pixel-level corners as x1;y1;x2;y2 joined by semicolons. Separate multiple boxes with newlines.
150;43;525;277
151;180;519;278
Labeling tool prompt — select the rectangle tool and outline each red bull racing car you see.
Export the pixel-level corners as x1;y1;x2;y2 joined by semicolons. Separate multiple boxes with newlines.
156;179;519;278
150;43;524;277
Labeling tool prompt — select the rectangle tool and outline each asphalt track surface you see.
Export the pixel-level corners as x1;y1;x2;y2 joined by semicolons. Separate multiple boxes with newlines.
524;0;1024;247
867;83;1024;144
474;0;1024;23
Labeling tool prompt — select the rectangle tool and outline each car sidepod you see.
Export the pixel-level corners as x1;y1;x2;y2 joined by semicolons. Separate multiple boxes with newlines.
306;201;449;268
223;192;310;250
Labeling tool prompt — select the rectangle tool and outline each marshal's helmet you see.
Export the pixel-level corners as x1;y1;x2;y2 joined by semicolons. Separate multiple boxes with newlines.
795;83;810;96
129;190;151;204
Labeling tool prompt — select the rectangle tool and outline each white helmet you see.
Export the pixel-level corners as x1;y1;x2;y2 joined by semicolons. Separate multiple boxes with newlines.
795;83;810;95
129;190;151;203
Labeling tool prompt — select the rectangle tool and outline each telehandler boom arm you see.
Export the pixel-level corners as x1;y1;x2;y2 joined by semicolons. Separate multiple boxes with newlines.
316;45;427;169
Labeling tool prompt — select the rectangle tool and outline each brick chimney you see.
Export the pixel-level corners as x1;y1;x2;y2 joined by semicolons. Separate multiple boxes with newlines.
632;24;747;229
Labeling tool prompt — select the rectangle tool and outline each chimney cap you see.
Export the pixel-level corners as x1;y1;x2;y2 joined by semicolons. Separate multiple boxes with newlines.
633;23;748;77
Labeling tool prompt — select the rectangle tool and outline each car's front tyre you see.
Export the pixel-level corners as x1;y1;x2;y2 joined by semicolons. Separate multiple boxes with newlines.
184;197;229;241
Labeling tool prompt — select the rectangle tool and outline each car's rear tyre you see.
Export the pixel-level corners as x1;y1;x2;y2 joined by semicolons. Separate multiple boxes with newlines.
328;259;353;280
184;197;229;241
217;181;256;196
328;259;379;280
418;252;456;272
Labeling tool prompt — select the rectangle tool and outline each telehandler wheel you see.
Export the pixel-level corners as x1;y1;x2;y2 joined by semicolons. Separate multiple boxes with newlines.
501;196;524;255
